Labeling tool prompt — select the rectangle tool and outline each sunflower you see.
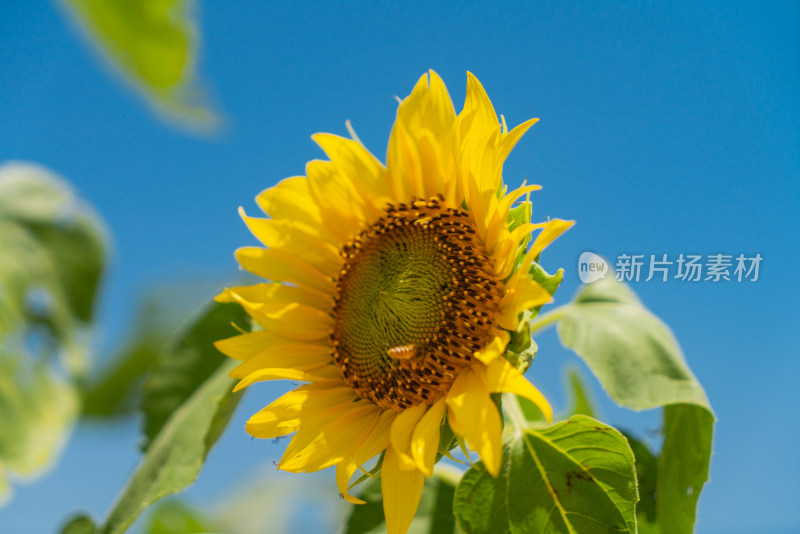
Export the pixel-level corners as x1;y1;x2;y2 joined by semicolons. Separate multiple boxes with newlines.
215;71;573;533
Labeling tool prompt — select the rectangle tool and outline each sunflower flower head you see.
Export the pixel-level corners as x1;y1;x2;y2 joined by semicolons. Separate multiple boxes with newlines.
216;71;573;534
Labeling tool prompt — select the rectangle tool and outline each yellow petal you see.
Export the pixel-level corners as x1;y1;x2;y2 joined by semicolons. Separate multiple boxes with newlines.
255;175;322;228
445;368;503;477
312;132;390;215
512;218;575;287
465;166;498;243
306;159;368;243
245;385;357;438
389;402;427;469
221;290;332;341
234;365;339;392
485;184;541;256
497;279;553;331
230;344;331;379
235;246;335;295
335;409;398;504
473;330;510;365
459;72;499;143
215;330;297;360
410;398;447;476
239;208;341;276
382;446;425;534
280;404;381;472
336;460;365;505
480;358;553;422
217;282;330;313
387;117;423;200
353;409;397;464
495;118;539;171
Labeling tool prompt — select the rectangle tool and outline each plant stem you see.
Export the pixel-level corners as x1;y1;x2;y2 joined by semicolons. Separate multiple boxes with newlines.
528;304;572;336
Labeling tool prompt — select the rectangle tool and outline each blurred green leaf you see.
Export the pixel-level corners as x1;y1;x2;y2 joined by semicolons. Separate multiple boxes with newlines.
555;277;714;533
345;467;461;534
81;338;161;418
144;499;214;534
58;0;220;130
453;415;637;534
60;514;97;534
565;367;596;418
0;162;106;506
97;358;241;534
140;301;247;450
0;356;79;506
0;162;106;361
81;296;181;418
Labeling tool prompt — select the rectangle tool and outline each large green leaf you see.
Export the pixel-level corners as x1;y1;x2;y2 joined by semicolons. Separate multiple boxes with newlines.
454;415;638;534
657;404;713;534
0;162;106;506
94;359;241;534
557;279;709;411
140;301;248;450
58;0;219;129
553;278;714;533
345;467;461;534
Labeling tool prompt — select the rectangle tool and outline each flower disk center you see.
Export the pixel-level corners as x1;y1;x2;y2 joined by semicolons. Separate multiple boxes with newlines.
331;197;502;411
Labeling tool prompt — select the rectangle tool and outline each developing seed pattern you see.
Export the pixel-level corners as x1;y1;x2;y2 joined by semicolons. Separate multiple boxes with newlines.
331;196;502;411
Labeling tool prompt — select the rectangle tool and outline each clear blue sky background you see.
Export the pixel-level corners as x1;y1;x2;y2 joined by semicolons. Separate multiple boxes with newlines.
1;1;798;533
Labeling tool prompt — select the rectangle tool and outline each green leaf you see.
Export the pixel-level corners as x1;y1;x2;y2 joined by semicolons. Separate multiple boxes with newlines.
555;277;715;533
60;514;97;534
557;278;710;411
80;339;161;418
0;162;107;506
565;367;596;418
657;404;713;534
621;431;658;527
345;467;461;534
140;301;248;450
58;0;219;129
454;415;637;534
0;356;79;505
81;298;169;417
0;162;106;361
144;499;214;534
97;358;241;534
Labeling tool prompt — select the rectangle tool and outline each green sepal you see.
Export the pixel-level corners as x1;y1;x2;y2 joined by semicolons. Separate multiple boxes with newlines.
347;451;385;493
436;413;458;461
502;261;563;374
504;322;537;374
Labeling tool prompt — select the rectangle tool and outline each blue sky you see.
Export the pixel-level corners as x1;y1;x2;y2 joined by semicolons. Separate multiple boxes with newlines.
1;1;798;532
